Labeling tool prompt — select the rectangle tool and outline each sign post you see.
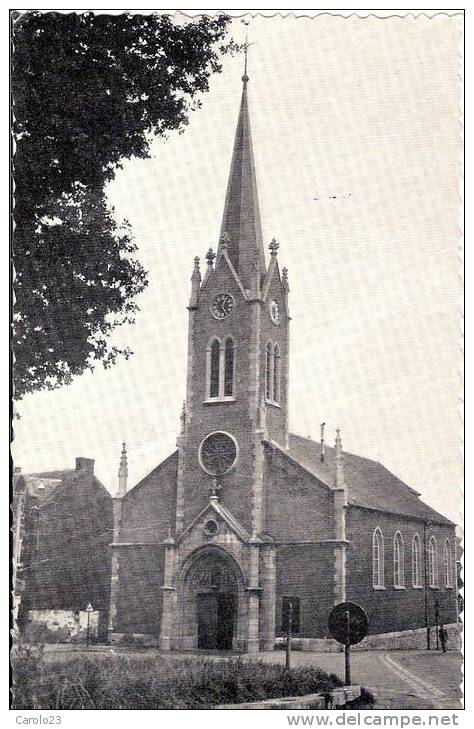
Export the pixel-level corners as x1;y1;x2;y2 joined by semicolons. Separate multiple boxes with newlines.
285;600;293;670
345;609;351;685
328;602;368;687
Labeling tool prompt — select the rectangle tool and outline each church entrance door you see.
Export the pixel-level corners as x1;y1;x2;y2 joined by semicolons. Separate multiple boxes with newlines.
197;592;236;650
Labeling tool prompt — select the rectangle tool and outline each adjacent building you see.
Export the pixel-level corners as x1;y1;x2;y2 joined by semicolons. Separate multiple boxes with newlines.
13;458;113;641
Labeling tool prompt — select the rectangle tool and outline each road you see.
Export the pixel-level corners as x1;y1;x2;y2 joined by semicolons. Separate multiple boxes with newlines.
42;645;463;710
247;649;463;709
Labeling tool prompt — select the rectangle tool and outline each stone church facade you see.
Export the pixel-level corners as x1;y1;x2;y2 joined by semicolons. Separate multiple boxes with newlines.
107;71;458;652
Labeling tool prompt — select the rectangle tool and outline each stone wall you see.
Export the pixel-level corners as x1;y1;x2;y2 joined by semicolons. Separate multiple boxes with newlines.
274;623;460;652
351;622;461;651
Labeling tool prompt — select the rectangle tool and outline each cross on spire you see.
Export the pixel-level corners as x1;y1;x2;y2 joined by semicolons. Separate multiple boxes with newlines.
241;21;254;83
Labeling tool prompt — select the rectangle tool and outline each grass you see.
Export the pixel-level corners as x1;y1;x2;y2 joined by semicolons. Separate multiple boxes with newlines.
11;644;374;709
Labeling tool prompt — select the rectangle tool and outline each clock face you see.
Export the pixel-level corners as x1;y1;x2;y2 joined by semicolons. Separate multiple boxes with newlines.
199;432;237;476
211;293;234;320
270;300;280;325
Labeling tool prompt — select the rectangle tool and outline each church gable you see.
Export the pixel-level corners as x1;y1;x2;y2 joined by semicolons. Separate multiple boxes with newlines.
263;443;334;542
199;251;247;303
176;499;251;581
120;451;178;544
262;257;287;315
178;499;251;547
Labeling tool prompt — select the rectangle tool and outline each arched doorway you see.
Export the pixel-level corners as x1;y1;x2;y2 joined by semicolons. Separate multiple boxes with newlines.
176;546;246;651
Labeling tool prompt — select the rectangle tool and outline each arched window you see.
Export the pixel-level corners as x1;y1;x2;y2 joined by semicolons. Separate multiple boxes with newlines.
224;338;235;397
412;534;422;587
209;339;220;398
444;540;453;588
372;528;384;588
394;531;405;588
428;536;438;588
273;344;281;403
266;342;273;401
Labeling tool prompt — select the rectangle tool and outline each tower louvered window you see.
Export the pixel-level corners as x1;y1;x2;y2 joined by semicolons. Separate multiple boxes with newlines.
266;342;273;401
206;338;235;400
210;339;220;398
273;344;281;403
224;338;235;396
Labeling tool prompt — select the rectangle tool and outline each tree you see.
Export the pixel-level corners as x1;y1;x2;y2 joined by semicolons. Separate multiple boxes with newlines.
12;11;235;398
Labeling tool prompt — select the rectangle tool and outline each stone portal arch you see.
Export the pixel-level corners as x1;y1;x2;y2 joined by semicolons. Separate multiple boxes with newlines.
176;546;247;651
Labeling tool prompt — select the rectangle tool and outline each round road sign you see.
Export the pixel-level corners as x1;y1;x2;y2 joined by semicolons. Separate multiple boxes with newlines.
328;602;368;646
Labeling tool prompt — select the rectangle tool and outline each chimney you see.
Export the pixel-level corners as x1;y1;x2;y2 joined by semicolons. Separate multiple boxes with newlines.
117;442;128;496
75;457;94;474
320;422;326;462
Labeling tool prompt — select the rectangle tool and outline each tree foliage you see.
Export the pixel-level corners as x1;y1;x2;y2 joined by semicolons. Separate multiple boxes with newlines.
12;11;234;397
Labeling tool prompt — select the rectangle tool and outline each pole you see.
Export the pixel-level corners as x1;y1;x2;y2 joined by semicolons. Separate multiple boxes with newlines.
345;609;351;686
87;610;90;646
423;522;431;650
285;601;293;670
435;602;439;650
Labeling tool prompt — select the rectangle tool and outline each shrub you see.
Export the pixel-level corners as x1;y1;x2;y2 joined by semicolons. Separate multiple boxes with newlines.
11;642;44;709
11;652;353;709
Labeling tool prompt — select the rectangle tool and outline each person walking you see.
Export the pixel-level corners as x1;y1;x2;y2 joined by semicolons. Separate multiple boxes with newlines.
439;624;448;653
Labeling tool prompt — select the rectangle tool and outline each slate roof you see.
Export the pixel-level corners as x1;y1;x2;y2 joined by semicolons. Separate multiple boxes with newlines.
279;433;453;526
20;467;110;506
20;473;69;502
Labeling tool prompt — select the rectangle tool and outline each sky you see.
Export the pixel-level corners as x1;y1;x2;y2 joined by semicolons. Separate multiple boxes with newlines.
12;13;463;524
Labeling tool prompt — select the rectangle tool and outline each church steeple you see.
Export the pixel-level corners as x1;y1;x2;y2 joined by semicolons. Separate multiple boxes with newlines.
217;69;266;289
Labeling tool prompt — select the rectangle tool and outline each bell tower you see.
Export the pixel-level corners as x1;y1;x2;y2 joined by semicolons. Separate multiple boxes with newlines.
174;68;290;536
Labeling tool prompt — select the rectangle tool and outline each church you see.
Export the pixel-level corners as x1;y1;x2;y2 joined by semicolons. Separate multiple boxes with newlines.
107;68;458;652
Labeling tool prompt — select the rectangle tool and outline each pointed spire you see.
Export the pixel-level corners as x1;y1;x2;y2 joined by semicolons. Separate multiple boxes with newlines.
335;427;345;489
217;71;266;288
203;248;215;285
117;442;128;496
189;256;201;307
